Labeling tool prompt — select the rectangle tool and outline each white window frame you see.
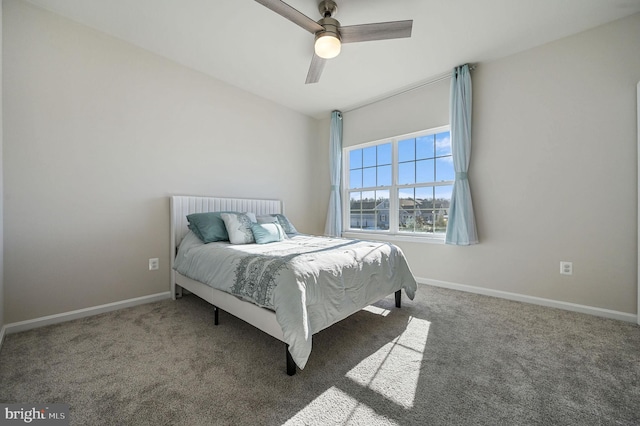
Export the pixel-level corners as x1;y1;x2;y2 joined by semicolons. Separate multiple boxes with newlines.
342;125;452;244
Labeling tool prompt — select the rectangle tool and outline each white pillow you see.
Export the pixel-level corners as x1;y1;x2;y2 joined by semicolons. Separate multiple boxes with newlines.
220;213;255;244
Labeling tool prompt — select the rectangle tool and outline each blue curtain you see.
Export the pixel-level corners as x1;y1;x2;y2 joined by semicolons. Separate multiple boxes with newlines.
446;65;478;245
324;110;343;237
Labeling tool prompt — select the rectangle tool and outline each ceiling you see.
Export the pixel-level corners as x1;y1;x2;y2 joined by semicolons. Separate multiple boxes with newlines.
23;0;640;119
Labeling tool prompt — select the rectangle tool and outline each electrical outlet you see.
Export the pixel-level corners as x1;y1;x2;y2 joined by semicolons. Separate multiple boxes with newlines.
560;261;572;275
149;258;159;271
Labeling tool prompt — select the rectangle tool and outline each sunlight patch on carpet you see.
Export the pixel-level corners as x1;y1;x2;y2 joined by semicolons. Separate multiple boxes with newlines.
362;305;391;316
283;386;397;426
345;316;430;408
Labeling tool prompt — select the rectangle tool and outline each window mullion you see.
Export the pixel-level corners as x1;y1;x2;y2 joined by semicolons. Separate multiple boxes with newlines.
342;148;349;234
389;138;399;233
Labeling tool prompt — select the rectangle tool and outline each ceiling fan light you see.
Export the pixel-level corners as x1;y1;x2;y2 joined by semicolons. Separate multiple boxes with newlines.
314;33;341;59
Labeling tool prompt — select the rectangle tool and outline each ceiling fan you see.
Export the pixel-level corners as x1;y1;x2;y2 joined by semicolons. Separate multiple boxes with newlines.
255;0;413;84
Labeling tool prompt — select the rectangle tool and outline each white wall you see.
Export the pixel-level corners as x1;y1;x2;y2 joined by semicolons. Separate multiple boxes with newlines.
0;0;4;334
344;13;640;315
3;0;324;323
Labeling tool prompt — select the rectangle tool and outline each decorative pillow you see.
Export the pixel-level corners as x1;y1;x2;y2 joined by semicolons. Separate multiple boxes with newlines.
256;214;298;235
186;212;234;243
274;214;298;235
250;223;287;244
220;213;255;245
256;214;279;224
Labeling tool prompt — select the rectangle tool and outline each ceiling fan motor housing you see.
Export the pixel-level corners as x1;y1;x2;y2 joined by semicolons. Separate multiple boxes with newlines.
316;17;340;40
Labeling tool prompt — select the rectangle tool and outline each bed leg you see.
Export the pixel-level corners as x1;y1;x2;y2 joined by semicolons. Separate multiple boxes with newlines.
213;306;219;326
395;290;401;308
286;345;296;376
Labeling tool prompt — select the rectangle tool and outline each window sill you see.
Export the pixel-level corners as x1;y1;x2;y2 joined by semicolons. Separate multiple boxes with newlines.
342;231;445;245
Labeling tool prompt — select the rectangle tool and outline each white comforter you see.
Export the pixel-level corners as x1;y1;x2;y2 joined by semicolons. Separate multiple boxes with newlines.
174;231;417;369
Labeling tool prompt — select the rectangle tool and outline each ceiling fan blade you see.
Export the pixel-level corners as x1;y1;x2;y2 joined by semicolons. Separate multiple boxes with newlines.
340;20;413;43
255;0;324;34
305;53;327;84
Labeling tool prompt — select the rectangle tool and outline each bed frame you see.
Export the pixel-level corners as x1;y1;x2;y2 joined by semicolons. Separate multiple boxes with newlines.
170;195;401;375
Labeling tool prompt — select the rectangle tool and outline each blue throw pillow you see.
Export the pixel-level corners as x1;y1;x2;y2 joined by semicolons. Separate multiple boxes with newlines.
256;214;298;236
186;212;234;243
250;223;287;244
274;214;298;236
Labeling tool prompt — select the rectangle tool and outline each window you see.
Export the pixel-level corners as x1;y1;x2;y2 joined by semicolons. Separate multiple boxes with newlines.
344;127;453;240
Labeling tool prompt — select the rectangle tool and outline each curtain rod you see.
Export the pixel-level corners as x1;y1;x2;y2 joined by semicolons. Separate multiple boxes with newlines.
342;64;476;114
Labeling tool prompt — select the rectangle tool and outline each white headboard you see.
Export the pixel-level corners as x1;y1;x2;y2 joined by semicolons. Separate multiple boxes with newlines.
170;195;284;297
170;195;283;250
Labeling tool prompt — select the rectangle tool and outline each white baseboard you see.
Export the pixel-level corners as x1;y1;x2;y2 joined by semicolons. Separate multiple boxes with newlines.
0;280;635;356
418;278;638;323
3;292;172;336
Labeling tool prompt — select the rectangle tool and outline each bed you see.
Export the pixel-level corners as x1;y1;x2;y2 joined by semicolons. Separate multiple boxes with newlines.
170;195;417;375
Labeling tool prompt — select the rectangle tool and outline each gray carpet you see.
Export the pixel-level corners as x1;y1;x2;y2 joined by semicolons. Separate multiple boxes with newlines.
0;284;638;425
